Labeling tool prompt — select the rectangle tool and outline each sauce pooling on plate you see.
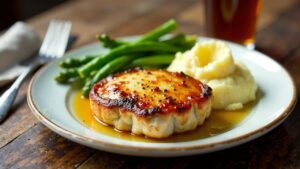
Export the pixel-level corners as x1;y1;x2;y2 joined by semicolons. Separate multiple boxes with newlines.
72;91;254;143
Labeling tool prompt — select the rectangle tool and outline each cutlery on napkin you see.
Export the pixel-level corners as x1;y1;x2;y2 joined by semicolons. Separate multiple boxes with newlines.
0;22;41;86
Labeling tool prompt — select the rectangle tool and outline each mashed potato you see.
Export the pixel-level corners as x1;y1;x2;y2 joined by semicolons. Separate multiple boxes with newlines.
168;40;257;110
168;41;235;80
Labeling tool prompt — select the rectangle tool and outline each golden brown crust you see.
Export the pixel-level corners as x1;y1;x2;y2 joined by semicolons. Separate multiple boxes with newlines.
89;68;212;116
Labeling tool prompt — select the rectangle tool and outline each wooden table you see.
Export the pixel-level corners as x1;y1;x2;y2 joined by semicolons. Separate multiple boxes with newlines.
1;0;300;168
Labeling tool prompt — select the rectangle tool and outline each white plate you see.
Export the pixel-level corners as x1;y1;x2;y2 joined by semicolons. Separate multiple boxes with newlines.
28;37;297;157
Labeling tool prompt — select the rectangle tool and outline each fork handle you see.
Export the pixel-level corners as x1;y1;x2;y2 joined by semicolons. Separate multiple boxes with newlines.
0;62;41;123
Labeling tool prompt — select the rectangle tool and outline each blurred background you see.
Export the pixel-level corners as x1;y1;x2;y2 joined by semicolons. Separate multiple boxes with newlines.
0;0;68;30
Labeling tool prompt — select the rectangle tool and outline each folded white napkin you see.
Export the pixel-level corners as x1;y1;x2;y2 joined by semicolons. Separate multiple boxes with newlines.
0;22;41;86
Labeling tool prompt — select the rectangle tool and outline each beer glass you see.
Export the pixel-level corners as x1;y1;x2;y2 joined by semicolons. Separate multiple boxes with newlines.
204;0;262;49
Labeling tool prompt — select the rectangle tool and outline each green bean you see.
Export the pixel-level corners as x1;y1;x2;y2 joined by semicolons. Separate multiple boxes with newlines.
161;33;186;44
97;34;127;48
78;41;182;78
168;34;196;45
128;54;174;67
137;19;177;42
59;55;96;68
82;56;133;97
54;68;79;83
98;19;177;48
183;34;197;46
82;81;92;97
139;65;168;69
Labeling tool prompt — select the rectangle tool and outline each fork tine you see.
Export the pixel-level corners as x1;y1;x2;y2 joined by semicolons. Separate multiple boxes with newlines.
55;21;72;57
47;20;64;58
38;21;58;57
39;20;72;58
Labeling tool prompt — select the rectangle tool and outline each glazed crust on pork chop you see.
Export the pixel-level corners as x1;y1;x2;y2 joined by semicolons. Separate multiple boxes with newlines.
89;68;212;138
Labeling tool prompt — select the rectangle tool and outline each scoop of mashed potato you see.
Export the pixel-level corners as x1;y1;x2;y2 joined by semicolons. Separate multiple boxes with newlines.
168;41;236;80
168;40;257;110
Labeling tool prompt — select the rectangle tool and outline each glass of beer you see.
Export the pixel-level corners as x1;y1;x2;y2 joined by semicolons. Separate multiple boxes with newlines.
204;0;262;49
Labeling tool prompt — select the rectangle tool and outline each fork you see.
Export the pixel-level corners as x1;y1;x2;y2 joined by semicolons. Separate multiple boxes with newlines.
0;20;72;123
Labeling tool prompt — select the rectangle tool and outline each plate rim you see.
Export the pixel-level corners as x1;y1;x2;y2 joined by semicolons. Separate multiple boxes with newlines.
27;38;298;153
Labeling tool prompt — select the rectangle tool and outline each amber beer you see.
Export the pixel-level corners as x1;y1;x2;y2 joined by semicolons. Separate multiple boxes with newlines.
204;0;262;48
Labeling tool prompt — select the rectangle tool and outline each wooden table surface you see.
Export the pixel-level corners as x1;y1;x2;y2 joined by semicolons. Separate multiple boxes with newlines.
1;0;300;168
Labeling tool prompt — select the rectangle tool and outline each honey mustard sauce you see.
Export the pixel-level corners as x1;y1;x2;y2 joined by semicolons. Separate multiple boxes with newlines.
72;90;255;143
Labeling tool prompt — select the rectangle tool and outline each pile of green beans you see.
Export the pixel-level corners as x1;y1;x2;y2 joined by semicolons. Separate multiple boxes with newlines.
54;19;197;97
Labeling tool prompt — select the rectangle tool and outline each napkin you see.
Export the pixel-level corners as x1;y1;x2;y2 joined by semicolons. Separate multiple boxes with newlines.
0;22;41;86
